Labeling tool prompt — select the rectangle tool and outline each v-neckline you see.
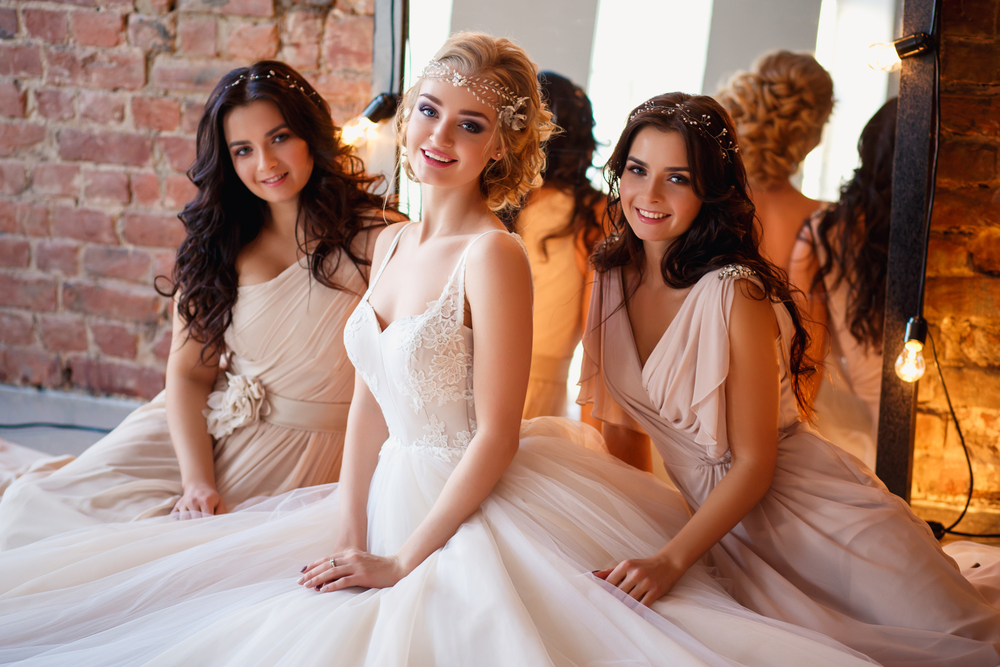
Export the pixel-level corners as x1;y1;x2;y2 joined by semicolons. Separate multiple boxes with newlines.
619;266;698;376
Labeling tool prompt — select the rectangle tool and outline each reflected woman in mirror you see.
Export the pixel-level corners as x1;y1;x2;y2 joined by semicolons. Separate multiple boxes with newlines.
788;98;897;468
586;92;1000;667
0;61;399;549
717;50;834;273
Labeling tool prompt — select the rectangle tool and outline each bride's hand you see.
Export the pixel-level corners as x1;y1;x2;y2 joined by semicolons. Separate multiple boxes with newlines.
593;555;685;607
171;482;227;517
298;549;407;593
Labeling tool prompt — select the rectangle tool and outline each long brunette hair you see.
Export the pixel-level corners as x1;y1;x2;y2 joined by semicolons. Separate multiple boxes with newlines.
812;97;897;350
592;92;814;410
159;61;389;361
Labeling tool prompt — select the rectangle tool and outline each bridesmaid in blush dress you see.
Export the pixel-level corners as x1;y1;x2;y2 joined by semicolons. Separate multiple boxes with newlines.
584;92;1000;667
0;61;399;549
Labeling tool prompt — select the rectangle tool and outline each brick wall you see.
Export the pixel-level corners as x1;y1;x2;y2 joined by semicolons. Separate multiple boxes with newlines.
0;0;373;399
912;0;1000;508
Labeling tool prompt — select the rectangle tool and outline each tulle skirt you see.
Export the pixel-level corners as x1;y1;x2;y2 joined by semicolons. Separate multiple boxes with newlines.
0;419;876;666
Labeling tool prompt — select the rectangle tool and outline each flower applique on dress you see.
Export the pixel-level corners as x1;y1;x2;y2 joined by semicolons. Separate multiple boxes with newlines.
203;373;269;439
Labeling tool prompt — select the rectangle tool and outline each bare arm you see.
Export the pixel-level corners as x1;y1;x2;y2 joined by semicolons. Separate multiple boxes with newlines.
164;300;223;515
788;229;828;408
301;233;533;592
600;283;780;605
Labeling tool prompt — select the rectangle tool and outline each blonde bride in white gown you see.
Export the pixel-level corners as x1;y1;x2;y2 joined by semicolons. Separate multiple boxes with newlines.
0;33;877;667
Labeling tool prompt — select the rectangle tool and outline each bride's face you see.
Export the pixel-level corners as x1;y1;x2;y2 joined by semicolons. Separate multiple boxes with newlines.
405;77;504;190
619;127;702;247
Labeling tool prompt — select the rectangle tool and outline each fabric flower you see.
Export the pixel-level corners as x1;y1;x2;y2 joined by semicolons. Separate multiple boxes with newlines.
203;373;268;440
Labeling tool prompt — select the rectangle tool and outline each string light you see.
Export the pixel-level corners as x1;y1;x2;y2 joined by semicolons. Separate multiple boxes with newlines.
867;33;932;72
895;316;927;383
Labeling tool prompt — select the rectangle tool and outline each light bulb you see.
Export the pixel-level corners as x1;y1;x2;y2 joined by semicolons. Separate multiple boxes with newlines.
895;339;926;382
867;42;902;72
341;116;378;147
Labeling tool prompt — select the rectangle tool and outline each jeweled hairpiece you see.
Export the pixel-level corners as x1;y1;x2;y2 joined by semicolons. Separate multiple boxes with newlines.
227;70;322;105
419;60;528;131
629;101;740;162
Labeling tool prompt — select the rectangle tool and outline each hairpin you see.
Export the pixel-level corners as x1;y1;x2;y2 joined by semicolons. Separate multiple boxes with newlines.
419;60;527;131
227;70;322;104
629;102;740;162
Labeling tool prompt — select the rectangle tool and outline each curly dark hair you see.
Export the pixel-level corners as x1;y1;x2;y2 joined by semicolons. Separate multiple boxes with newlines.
812;97;897;351
592;92;814;411
157;60;391;362
519;71;604;257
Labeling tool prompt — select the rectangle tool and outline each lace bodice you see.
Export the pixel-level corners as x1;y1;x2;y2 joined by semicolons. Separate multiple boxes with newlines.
344;224;514;463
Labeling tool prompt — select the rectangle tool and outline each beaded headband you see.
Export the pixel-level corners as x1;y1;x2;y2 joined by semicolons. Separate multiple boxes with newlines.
227;69;322;105
419;60;528;131
629;101;739;162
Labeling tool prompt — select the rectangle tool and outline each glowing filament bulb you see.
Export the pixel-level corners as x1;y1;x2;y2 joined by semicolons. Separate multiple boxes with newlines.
341;116;378;147
895;339;926;382
867;42;902;72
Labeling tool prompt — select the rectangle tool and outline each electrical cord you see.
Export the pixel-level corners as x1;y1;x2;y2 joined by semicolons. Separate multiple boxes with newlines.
0;422;112;434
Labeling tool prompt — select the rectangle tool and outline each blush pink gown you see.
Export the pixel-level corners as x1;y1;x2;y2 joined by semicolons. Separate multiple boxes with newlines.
580;265;1000;667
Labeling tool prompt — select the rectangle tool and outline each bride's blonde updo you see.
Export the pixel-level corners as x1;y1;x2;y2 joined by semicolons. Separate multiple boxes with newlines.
716;51;833;187
396;31;555;216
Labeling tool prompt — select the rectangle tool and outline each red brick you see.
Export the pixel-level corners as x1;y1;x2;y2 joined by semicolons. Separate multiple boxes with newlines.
942;0;1000;38
926;276;1000;321
25;9;68;43
123;211;185;247
102;0;134;8
177;18;216;56
69;356;165;398
84;245;151;280
164;174;197;209
157;135;195;172
71;10;125;47
51;205;117;244
130;172;160;206
151;324;172;361
0;346;62;388
970;227;1000;275
942;40;1000;86
933;187;1000;232
78;90;124;123
938;140;998;185
0;45;43;77
0;81;26;118
151;249;175;283
46;47;144;90
0;8;17;40
0;236;30;268
63;280;165;321
127;14;174;52
227;22;278;60
59;128;152;166
32;163;81;197
180;100;205;134
151;58;239;92
13;202;49;236
0;311;34;346
0;274;58;311
284;11;323;44
0;121;46;157
132;96;181;131
136;0;175;15
176;0;274;18
0;200;14;233
338;0;373;14
941;96;1000;139
36;239;80;275
39;313;88;352
278;44;319;72
35;87;76;120
322;13;372;72
91;320;136;358
84;169;130;203
0;160;26;195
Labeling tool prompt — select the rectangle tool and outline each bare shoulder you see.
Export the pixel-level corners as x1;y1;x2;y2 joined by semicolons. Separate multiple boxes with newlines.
729;278;777;337
466;231;530;273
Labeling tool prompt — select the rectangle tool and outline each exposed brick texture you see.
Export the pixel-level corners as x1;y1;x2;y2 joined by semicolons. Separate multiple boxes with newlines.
913;0;1000;509
0;0;373;399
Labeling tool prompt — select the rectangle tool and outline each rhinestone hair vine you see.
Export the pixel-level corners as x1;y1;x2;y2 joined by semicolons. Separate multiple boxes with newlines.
227;70;323;105
629;101;740;162
419;60;528;131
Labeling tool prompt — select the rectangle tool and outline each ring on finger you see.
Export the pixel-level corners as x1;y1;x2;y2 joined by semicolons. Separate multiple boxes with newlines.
329;558;336;568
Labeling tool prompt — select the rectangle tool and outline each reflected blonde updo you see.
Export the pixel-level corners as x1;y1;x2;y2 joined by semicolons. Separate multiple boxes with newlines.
717;50;833;187
396;32;555;218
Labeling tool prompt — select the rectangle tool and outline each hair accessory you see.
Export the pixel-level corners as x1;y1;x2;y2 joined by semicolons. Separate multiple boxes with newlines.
629;102;740;162
227;70;322;103
419;60;527;131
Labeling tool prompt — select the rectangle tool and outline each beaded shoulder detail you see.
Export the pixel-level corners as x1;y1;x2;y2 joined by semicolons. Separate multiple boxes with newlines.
717;264;756;280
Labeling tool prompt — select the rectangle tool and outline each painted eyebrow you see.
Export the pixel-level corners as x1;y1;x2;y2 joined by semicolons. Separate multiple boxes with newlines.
626;156;690;171
227;123;289;148
419;93;491;121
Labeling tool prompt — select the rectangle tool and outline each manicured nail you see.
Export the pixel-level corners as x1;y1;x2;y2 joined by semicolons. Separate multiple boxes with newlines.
314;585;321;591
300;566;306;573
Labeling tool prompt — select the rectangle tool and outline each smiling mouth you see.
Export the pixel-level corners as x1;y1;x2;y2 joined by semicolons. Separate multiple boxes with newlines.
260;173;288;185
422;149;456;164
637;208;668;220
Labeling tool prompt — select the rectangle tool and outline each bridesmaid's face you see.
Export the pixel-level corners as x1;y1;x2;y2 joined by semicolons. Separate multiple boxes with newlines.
405;78;503;190
223;100;314;207
619;127;702;248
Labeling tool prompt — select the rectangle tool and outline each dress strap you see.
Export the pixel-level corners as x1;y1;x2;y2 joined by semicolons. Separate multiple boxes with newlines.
452;229;509;305
366;222;415;299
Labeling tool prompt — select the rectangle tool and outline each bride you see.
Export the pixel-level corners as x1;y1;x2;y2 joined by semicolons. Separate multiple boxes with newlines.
0;33;878;666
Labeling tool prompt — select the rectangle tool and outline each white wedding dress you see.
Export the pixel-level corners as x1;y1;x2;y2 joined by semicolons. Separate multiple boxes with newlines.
0;227;877;666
